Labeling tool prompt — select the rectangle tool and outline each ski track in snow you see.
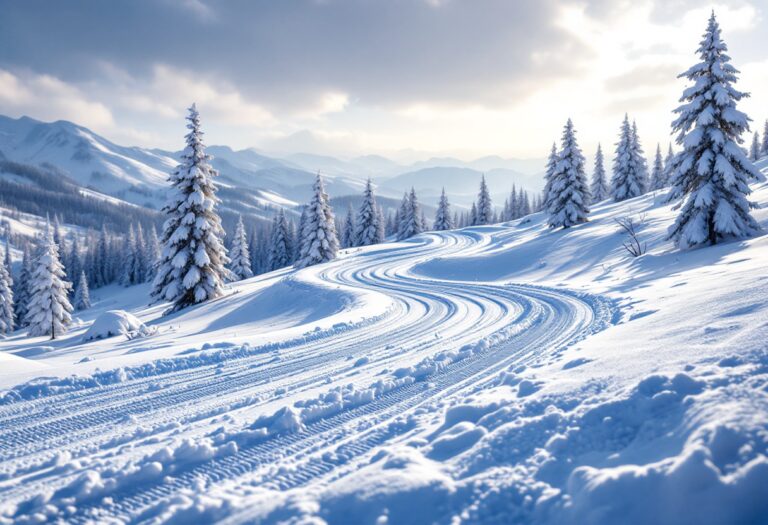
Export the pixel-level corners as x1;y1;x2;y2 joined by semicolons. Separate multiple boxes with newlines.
0;229;617;523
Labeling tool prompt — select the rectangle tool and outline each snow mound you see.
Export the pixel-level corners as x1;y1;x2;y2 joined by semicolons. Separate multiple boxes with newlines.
82;310;150;342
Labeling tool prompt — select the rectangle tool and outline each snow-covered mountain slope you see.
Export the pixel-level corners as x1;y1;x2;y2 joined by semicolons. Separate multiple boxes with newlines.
1;162;767;524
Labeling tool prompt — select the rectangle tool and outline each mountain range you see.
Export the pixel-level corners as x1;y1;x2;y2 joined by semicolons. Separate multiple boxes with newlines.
0;114;545;228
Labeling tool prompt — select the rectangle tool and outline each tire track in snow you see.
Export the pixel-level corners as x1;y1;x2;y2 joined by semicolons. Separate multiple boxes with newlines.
1;229;616;523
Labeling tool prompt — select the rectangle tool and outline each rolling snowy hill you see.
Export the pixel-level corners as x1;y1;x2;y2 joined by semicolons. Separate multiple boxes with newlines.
0;159;766;524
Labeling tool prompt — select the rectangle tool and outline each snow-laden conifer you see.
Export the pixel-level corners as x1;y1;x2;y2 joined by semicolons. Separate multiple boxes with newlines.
542;143;558;210
145;226;161;280
763;120;768;155
650;144;667;191
611;115;647;201
397;188;423;240
475;175;493;225
151;105;230;311
229;215;253;280
295;175;339;268
667;12;761;247
0;247;14;334
631;121;649;190
750;132;760;161
341;204;356;248
14;246;31;326
354;178;384;246
269;210;295;271
26;229;72;339
433;188;454;231
73;271;91;311
547;119;590;229
590;144;609;202
120;225;140;286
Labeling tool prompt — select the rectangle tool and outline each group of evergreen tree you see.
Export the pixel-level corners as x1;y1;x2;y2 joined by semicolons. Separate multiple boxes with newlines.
544;12;762;250
340;178;386;248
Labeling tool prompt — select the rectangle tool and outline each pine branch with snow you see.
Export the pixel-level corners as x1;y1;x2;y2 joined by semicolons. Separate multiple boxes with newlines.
295;175;339;268
667;12;761;248
547;119;590;229
151;105;230;312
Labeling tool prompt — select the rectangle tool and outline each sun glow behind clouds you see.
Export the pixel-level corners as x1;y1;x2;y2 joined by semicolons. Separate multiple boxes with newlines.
0;1;764;159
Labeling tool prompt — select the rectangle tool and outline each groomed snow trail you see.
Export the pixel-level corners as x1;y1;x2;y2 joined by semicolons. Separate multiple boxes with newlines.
0;229;616;524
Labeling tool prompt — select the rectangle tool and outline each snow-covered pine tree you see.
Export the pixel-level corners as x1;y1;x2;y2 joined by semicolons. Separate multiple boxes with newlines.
397;188;423;240
341;203;356;248
295;175;339;268
0;247;14;334
229;215;253;280
542;143;558;210
762;120;768;155
52;215;63;248
120;224;140;286
631;121;649;191
420;210;428;231
750;132;760;161
547;119;590;229
73;271;91;311
94;225;111;287
354;178;384;246
135;223;147;283
475;175;493;225
433;188;454;230
469;202;478;226
650;144;666;191
520;189;531;216
145;226;161;281
506;185;517;220
151;104;230;311
590;144;609;203
611;115;647;201
26;229;72;339
667;12;761;247
14;245;31;326
663;144;676;187
267;210;293;271
376;205;386;241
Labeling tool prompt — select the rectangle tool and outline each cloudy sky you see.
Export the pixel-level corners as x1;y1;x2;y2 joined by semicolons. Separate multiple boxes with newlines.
0;0;766;161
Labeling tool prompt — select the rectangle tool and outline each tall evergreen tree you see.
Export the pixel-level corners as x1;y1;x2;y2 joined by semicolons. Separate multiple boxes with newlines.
341;203;356;248
520;189;531;216
145;226;161;280
663;144;676;190
611;115;647;201
26;229;72;339
475;175;493;225
151;104;230;311
229;215;253;280
268;210;294;271
667;12;761;248
469;202;478;226
762;119;768;155
631;121;649;190
433;188;454;231
135;223;147;283
0;247;14;335
354;178;383;246
547;119;590;229
397;189;423;240
295;175;339;268
650;144;667;191
376;205;387;242
120;225;140;286
590;144;609;202
73;271;91;311
542;142;558;210
750;132;761;161
14;245;31;326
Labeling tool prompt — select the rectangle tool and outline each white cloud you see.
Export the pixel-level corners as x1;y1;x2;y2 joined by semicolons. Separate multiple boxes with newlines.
0;68;114;129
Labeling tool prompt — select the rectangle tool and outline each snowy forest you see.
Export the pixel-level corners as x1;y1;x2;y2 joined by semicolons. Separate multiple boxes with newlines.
0;6;767;525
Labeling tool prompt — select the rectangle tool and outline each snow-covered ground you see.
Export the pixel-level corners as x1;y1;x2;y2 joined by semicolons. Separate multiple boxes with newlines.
1;161;767;524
